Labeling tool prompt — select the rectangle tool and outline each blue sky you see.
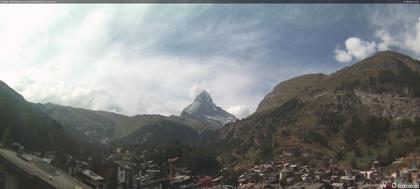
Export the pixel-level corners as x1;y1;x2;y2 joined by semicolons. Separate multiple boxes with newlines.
0;4;419;118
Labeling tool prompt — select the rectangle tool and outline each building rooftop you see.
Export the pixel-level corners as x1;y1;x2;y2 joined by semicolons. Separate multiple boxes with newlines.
0;148;92;189
81;169;104;181
289;182;326;189
114;160;133;169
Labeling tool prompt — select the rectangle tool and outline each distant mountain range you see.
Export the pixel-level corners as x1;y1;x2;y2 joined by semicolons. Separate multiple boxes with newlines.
1;50;419;170
36;90;236;146
37;103;167;141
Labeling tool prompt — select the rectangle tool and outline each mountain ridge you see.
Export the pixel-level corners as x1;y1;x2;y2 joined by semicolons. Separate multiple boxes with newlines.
0;80;74;153
181;90;237;129
214;50;420;169
37;90;236;144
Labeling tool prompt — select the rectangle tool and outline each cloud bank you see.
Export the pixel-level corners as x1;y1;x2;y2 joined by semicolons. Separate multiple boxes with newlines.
0;5;419;119
0;5;271;118
227;105;250;119
334;37;377;63
334;16;420;63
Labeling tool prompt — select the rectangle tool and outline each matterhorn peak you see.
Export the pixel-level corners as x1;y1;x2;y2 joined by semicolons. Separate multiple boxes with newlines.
181;90;237;128
194;90;213;103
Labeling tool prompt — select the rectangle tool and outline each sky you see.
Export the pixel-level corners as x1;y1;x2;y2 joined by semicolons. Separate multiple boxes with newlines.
0;4;419;119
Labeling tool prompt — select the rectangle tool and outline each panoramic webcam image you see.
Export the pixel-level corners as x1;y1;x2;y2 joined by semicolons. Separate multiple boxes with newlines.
0;3;420;189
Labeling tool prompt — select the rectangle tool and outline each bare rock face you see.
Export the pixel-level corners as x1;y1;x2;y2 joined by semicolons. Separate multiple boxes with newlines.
355;89;420;120
181;91;237;129
214;51;420;168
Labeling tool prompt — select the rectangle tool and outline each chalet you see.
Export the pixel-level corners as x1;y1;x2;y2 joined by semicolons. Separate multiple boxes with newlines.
42;151;57;163
279;168;292;180
340;175;356;187
0;147;91;189
80;169;104;189
114;161;133;189
332;182;344;189
69;160;89;176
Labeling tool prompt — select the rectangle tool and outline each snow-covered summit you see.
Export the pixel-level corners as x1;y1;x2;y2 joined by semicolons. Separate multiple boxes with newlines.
181;90;237;128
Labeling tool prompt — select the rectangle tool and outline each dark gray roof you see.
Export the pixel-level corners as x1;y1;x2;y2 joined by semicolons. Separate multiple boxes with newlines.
81;169;104;181
114;160;133;169
0;148;92;189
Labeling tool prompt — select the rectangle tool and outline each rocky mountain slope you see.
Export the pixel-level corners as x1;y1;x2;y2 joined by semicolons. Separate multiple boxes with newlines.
256;73;327;112
37;103;170;141
118;119;199;146
0;81;72;152
180;90;237;129
215;51;420;169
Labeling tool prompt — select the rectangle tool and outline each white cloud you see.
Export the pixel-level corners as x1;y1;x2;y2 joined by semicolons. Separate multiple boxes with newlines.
345;37;377;60
0;5;270;116
189;82;210;99
334;48;353;63
404;17;420;54
335;16;420;63
376;29;399;51
227;105;250;119
334;37;377;63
